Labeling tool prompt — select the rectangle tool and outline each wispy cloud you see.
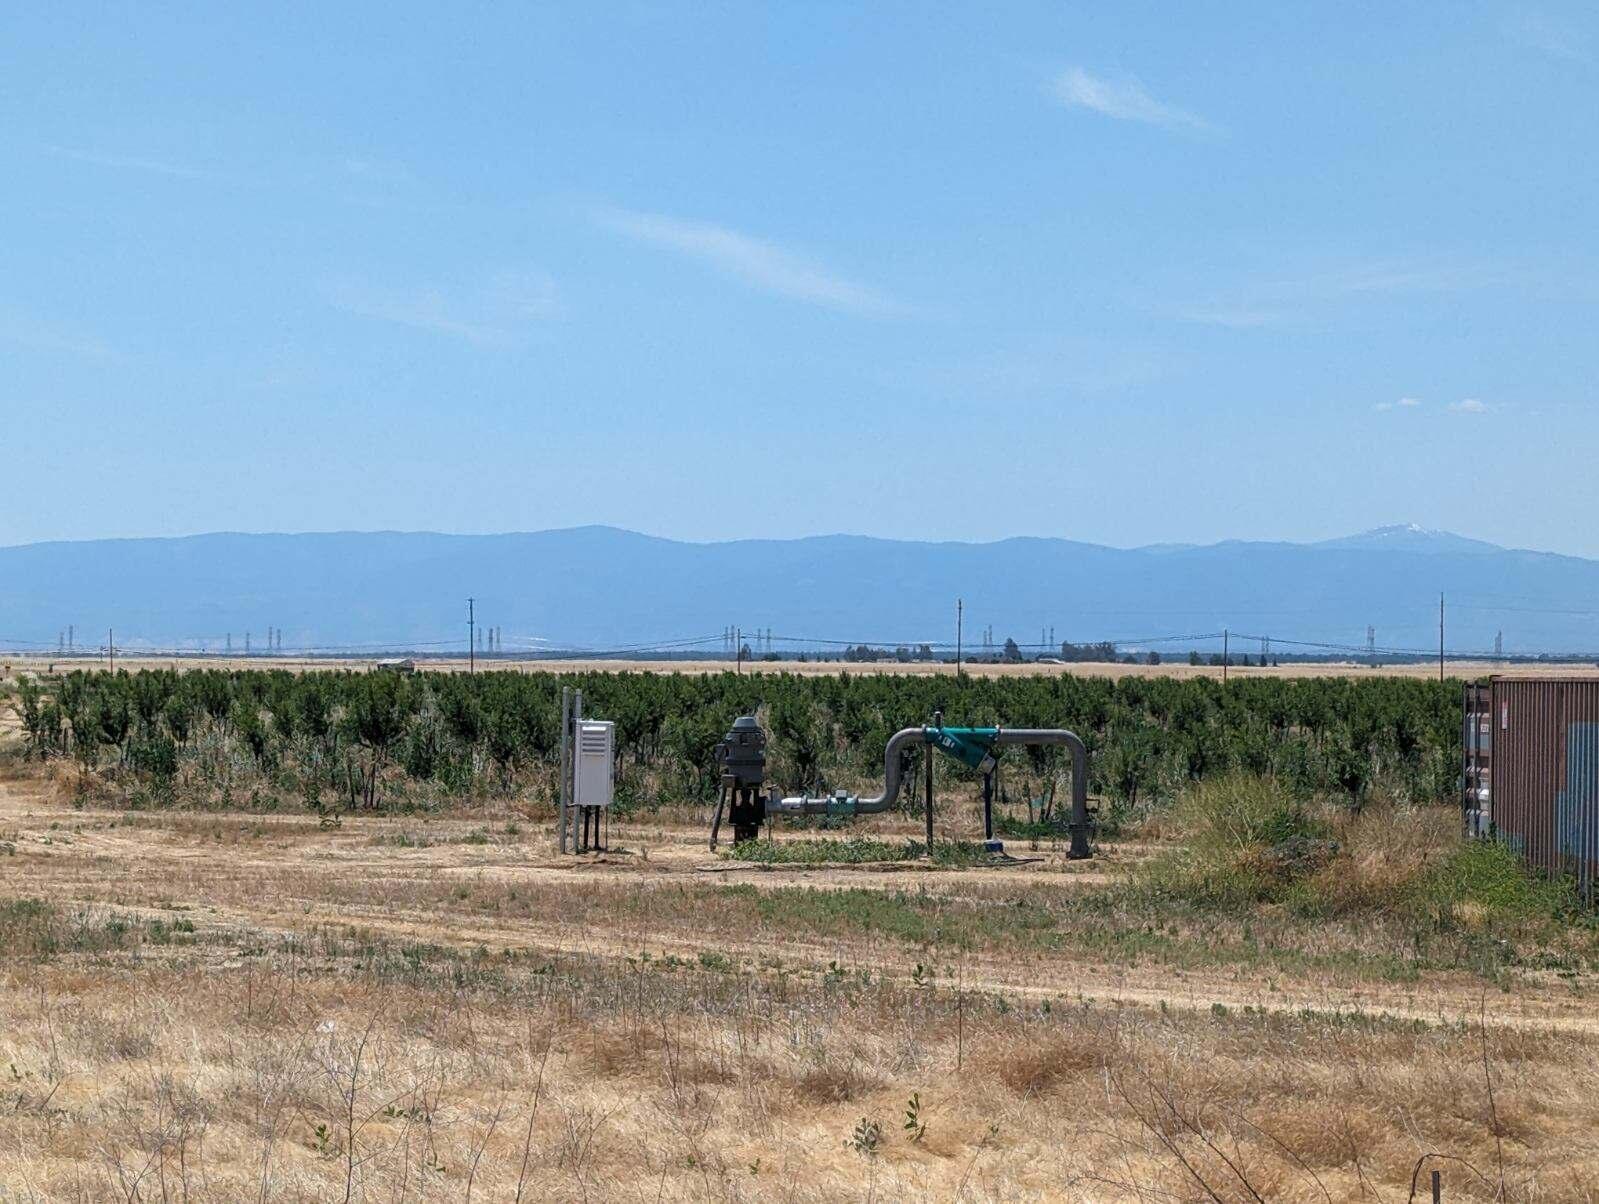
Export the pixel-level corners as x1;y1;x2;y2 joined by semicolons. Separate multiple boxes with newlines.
1175;256;1500;329
1302;261;1496;295
324;271;559;346
896;337;1167;401
595;207;904;317
48;145;424;209
0;304;115;359
1448;398;1490;414
342;158;415;186
1050;67;1215;134
1373;396;1423;412
1503;9;1592;63
1175;306;1285;329
45;144;239;184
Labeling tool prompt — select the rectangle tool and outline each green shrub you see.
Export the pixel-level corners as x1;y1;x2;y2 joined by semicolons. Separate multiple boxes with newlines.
1414;838;1580;927
1129;775;1334;910
1176;774;1327;853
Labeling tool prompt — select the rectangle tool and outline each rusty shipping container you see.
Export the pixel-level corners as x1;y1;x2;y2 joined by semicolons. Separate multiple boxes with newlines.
1466;677;1599;897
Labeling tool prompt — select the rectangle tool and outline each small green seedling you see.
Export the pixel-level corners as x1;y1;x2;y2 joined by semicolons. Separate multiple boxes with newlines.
903;1092;927;1144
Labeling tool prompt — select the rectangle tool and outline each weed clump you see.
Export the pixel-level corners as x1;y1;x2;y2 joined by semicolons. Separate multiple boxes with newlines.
1412;837;1579;928
1131;775;1332;910
1123;776;1595;973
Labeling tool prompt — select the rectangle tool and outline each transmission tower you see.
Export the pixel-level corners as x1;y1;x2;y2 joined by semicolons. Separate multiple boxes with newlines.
1494;630;1503;658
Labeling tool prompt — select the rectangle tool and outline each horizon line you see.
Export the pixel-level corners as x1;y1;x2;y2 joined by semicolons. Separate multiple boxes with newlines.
0;523;1570;559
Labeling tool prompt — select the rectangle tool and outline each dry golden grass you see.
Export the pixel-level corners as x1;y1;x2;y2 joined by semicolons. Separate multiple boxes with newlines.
1309;802;1461;914
3;772;1599;1200
4;932;1596;1201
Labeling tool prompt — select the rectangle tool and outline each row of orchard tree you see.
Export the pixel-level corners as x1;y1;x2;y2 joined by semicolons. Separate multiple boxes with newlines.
12;668;1462;814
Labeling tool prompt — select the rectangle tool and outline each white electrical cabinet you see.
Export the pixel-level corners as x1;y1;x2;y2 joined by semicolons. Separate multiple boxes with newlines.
574;720;615;808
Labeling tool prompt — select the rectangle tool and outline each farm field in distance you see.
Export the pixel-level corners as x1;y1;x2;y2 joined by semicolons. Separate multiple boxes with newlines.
2;667;1598;1200
7;654;1599;681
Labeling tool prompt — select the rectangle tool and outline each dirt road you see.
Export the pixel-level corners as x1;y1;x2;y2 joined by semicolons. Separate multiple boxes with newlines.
5;778;1595;1040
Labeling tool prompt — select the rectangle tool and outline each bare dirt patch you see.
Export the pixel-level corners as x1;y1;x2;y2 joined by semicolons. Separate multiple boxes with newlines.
3;776;1598;1199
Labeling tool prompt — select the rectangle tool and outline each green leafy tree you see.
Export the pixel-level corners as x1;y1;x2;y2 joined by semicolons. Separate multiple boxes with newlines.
341;673;414;807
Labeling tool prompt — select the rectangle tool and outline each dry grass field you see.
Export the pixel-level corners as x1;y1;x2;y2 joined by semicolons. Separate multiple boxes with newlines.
6;653;1599;682
3;760;1599;1201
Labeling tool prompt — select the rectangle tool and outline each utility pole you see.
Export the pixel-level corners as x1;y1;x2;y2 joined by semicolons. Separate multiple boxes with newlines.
736;627;743;675
956;599;963;677
107;628;114;673
1439;592;1445;683
1222;628;1229;685
68;624;74;651
468;598;475;674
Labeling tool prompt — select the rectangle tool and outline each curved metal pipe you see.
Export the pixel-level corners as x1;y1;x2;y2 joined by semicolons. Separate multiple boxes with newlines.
992;729;1092;858
769;724;1093;859
768;725;928;816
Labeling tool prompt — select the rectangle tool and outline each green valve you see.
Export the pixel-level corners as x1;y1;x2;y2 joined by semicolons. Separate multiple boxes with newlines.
925;726;1000;774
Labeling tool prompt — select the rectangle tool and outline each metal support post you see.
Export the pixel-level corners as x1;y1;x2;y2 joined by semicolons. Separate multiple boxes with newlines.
569;689;584;853
924;710;940;855
558;687;571;854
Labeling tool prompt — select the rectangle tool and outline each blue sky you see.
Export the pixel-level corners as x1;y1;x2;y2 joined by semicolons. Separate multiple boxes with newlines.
3;4;1597;553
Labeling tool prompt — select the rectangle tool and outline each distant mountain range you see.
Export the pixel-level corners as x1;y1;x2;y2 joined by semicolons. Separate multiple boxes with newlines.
3;524;1597;657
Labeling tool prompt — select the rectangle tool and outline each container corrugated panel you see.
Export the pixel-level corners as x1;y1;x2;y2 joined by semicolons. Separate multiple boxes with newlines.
1489;678;1599;897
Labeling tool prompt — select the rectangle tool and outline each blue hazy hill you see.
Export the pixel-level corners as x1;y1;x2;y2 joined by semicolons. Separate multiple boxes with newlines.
2;525;1596;656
